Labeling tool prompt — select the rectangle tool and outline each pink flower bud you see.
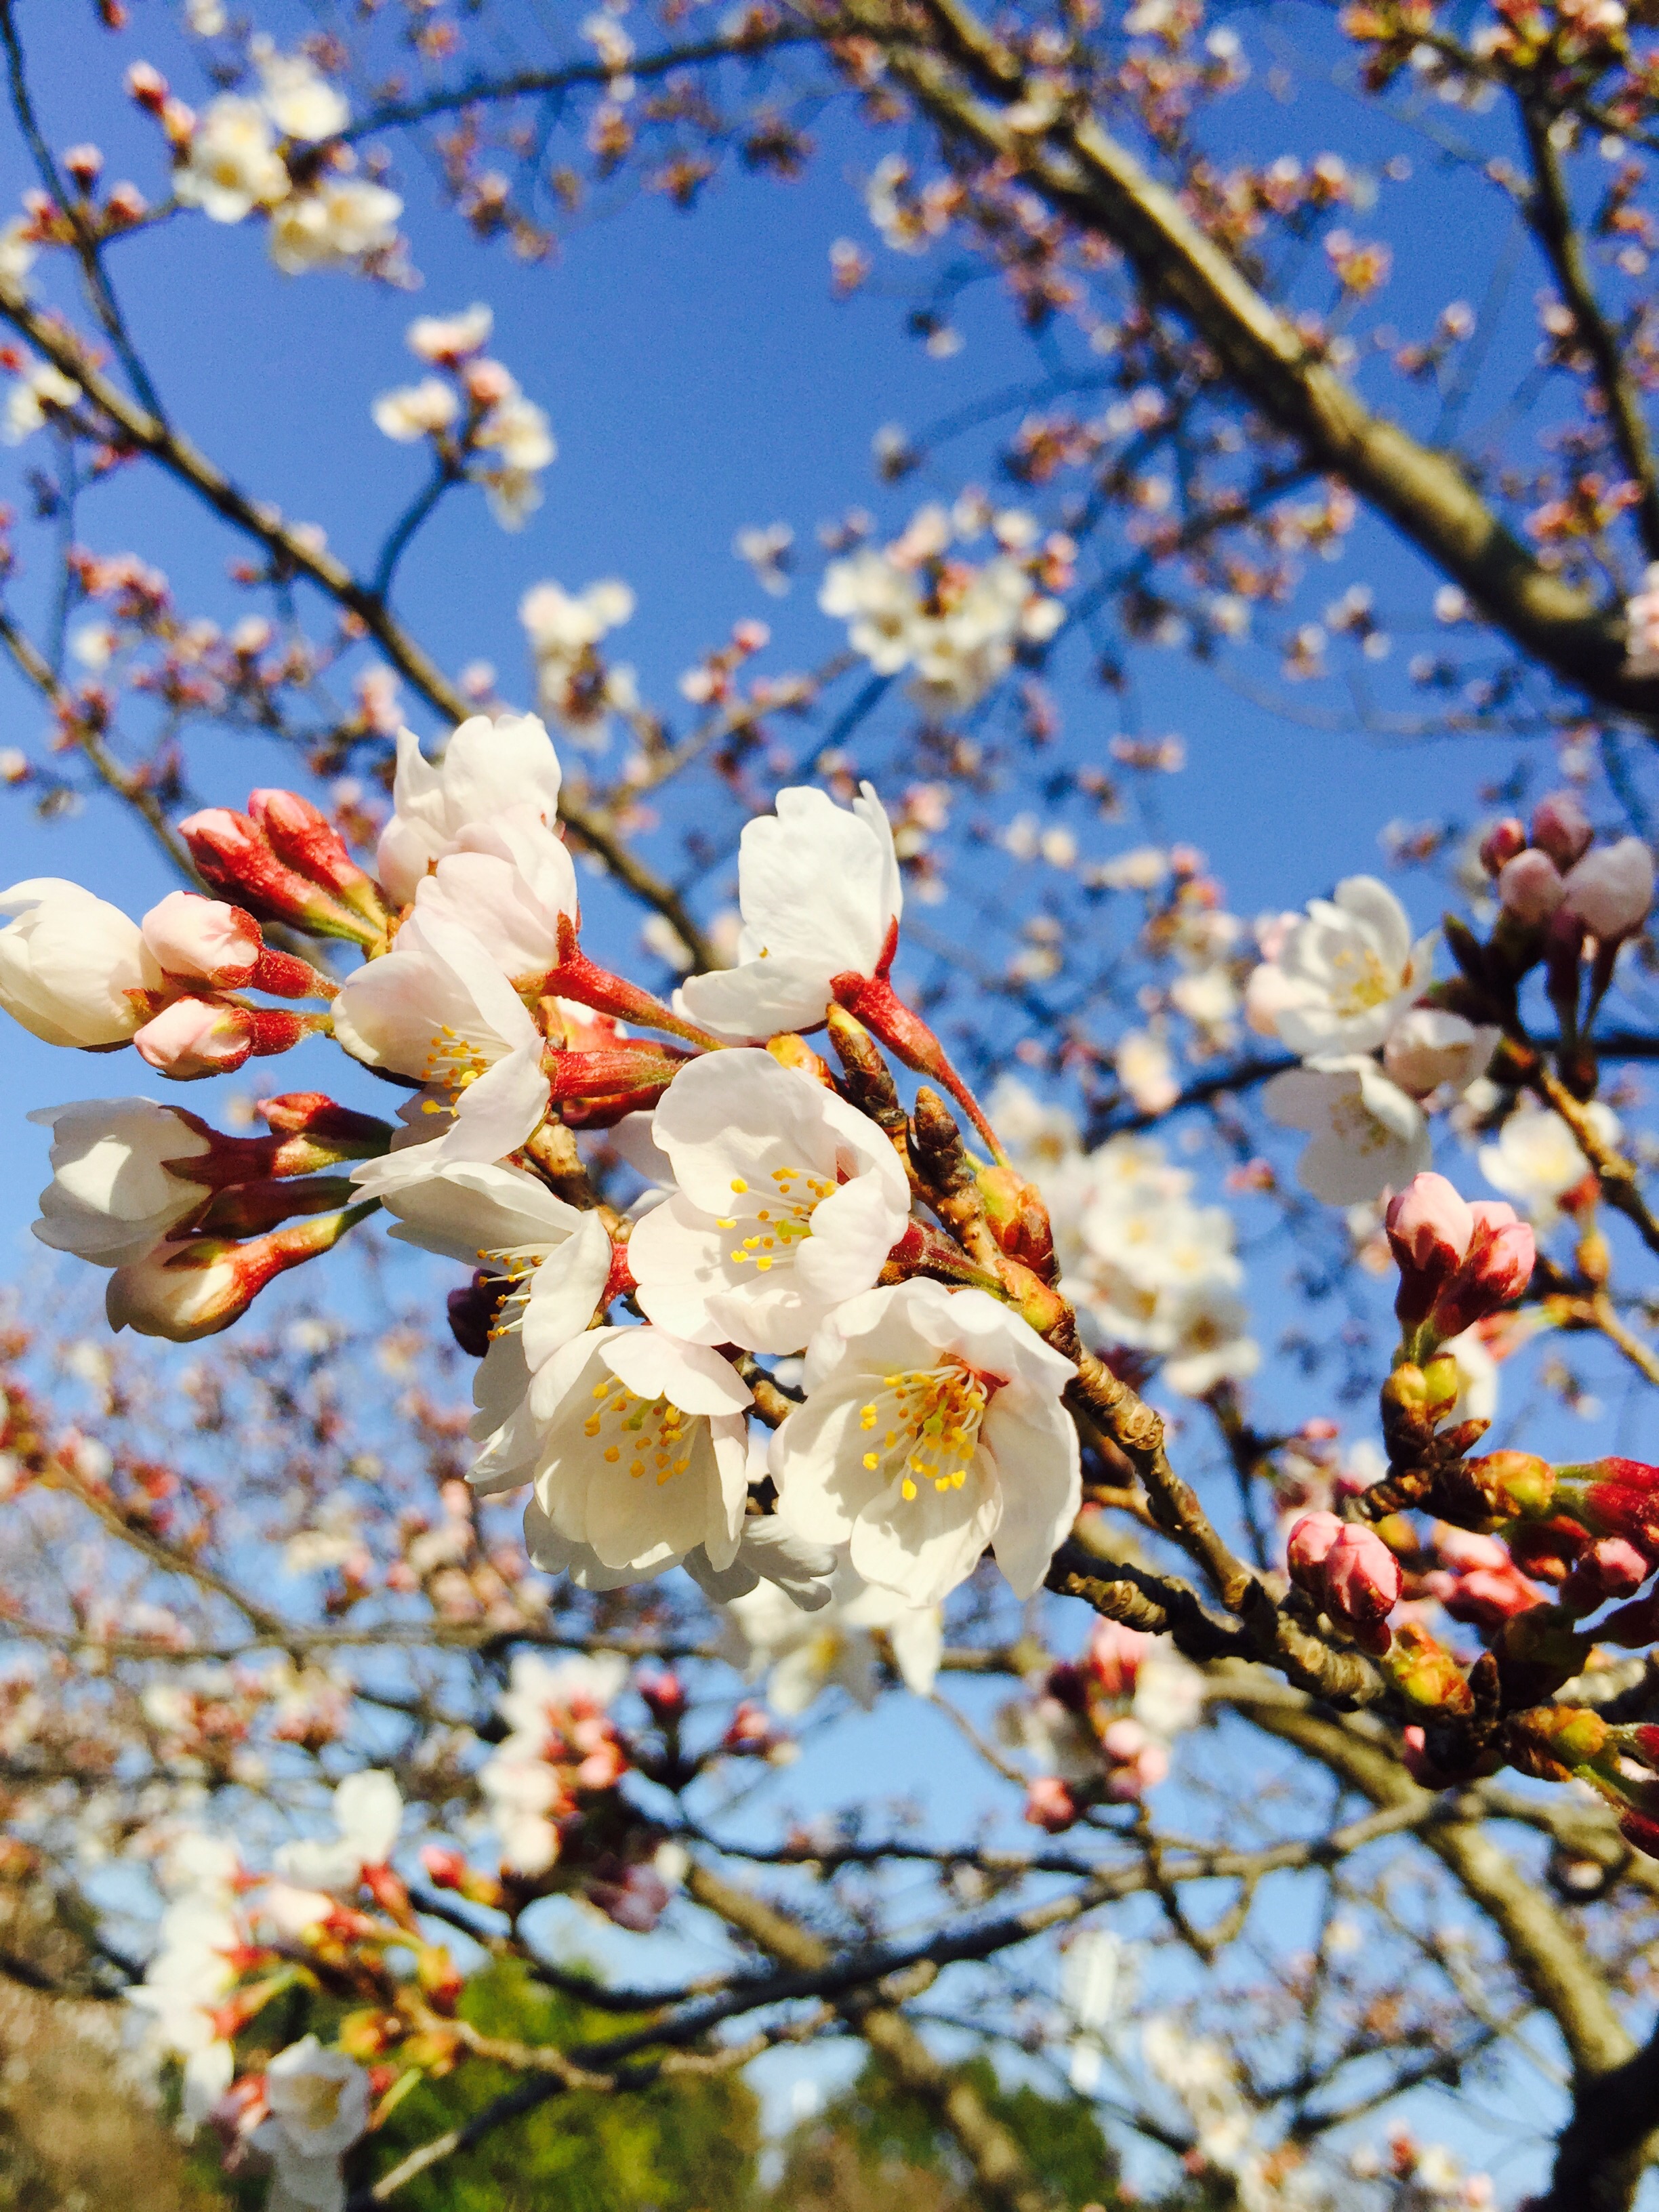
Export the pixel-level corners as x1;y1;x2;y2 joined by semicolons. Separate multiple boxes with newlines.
178;808;381;947
1023;1775;1077;1832
1561;1536;1650;1613
248;789;388;932
140;890;261;988
1428;1202;1535;1340
1087;1618;1147;1698
1322;1522;1402;1631
1497;847;1564;924
133;996;255;1078
1530;790;1594;869
1286;1510;1344;1591
421;1845;468;1890
1479;818;1528;876
1385;1172;1473;1326
1561;837;1656;941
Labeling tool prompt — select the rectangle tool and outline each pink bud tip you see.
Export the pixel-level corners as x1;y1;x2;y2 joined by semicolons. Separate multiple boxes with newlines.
1497;847;1565;924
1479;818;1527;876
1322;1522;1403;1629
1385;1173;1473;1326
133;995;253;1079
1023;1775;1078;1833
140;889;262;989
1530;790;1595;869
1286;1510;1344;1590
1561;838;1656;943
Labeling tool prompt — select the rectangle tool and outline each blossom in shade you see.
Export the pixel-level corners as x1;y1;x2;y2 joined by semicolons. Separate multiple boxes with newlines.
0;878;163;1046
30;1097;212;1265
176;98;291;224
331;914;549;1168
375;713;562;907
526;1506;836;1612
769;1279;1080;1607
718;1555;944;1711
510;1326;752;1583
1261;1054;1431;1204
253;2036;369;2212
1250;876;1435;1057
1497;848;1565;924
1561;837;1655;941
1479;1096;1619;1225
274;1769;402;1894
1380;1007;1498;1099
676;785;901;1040
629;1048;912;1354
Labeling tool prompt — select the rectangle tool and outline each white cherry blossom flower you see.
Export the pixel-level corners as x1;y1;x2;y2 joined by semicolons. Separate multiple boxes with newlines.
273;1769;401;1893
1478;1094;1619;1225
3;359;80;442
519;579;637;746
525;1503;836;1610
254;44;350;142
0;878;163;1046
1252;876;1435;1058
1114;1028;1179;1115
769;1279;1081;1607
375;712;562;907
371;378;459;442
268;177;402;274
677;785;901;1040
29;1097;211;1265
629;1049;912;1353
514;1325;752;1581
718;1555;943;1711
176;97;291;224
409;808;580;989
333;914;549;1168
255;2036;369;2212
1381;1006;1498;1099
1262;1053;1431;1204
1158;1284;1260;1397
407;303;493;363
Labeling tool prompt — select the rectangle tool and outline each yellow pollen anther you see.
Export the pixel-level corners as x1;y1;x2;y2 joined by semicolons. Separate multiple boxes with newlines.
901;1478;918;1500
755;1256;773;1271
863;1452;880;1470
730;1178;748;1193
604;1446;620;1463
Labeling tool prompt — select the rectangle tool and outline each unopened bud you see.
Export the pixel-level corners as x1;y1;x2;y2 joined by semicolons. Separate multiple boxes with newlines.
977;1163;1057;1277
1563;1457;1659;1562
1560;1536;1649;1614
1561;837;1656;942
1427;1202;1534;1342
1494;1605;1594;1706
765;1032;834;1085
1479;817;1527;876
1322;1522;1403;1633
1506;1703;1608;1782
415;1942;464;2013
1498;847;1565;924
1530;790;1594;870
247;788;388;934
124;61;168;113
1024;1775;1077;1832
1385;1172;1471;1328
1382;1620;1473;1716
133;996;255;1078
178;808;380;947
1286;1510;1343;1590
640;1670;687;1722
140;890;261;988
105;1200;373;1341
1446;1450;1556;1523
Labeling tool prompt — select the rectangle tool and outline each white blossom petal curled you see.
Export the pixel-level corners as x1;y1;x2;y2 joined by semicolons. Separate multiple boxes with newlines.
1254;876;1435;1059
718;1556;943;1711
1381;1006;1499;1099
770;1279;1080;1607
1262;1054;1431;1204
411;808;580;989
0;878;163;1046
30;1097;211;1265
676;784;901;1040
629;1048;912;1353
376;712;563;907
516;1326;752;1580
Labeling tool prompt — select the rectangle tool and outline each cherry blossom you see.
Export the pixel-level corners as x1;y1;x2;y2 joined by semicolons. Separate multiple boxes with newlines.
0;878;163;1046
1478;1095;1620;1224
253;2036;370;2212
332;913;550;1166
176;98;291;224
629;1048;912;1353
375;712;563;907
407;808;581;990
1262;1054;1431;1204
1250;876;1435;1058
29;1097;212;1265
508;1324;752;1582
1381;1007;1498;1099
678;785;901;1040
770;1279;1080;1606
274;1769;402;1894
268;177;403;275
719;1557;944;1710
253;44;350;142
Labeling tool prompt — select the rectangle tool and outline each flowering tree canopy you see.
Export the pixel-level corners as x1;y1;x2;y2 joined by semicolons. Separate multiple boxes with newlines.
9;1;1659;2209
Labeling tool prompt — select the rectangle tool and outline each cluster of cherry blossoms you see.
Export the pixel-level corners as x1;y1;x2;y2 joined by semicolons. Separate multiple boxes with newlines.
1251;798;1654;1208
1003;1616;1204;1830
819;498;1071;714
373;304;558;529
0;713;1090;1633
131;43;402;277
993;1079;1259;1398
